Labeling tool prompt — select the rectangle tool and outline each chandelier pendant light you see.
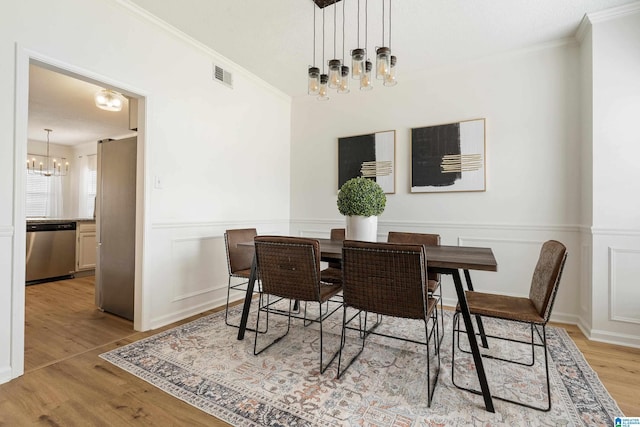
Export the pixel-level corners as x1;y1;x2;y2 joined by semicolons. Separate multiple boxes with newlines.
308;0;397;99
95;89;125;112
27;129;69;177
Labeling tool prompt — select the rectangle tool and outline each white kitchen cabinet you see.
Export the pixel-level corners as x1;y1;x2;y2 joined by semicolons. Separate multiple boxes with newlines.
76;221;97;271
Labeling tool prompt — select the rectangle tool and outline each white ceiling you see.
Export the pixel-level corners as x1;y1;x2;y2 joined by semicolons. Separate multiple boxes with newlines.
128;0;633;97
27;0;634;146
28;64;131;146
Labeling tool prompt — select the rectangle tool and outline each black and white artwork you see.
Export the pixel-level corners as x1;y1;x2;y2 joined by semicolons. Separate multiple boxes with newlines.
338;130;395;193
411;119;485;193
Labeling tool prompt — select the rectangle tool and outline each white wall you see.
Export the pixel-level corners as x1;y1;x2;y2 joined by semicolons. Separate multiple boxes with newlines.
0;0;291;383
291;42;583;322
589;9;640;344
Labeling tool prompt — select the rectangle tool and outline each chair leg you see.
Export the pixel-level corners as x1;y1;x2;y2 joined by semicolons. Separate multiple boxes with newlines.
438;293;444;345
337;309;367;379
318;301;340;374
224;275;236;327
254;297;293;356
425;312;440;407
451;313;552;411
225;276;267;333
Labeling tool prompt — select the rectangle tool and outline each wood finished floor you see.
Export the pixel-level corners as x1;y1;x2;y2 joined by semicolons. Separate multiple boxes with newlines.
0;276;638;426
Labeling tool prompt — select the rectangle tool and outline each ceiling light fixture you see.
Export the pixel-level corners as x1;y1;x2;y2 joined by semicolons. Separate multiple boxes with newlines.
27;129;69;177
95;88;125;112
309;0;396;99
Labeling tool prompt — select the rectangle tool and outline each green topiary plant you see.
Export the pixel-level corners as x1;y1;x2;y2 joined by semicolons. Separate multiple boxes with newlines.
337;177;386;217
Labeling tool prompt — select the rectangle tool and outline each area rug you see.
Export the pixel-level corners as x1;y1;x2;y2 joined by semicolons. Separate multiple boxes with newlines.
100;302;623;426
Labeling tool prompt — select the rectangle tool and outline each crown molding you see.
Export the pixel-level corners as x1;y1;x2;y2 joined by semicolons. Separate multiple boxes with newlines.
587;1;640;24
576;2;640;42
113;0;291;103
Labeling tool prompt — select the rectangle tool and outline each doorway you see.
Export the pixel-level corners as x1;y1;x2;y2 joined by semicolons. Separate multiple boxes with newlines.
12;50;147;379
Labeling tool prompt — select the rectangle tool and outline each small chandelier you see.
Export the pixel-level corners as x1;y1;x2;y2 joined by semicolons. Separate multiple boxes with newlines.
308;0;396;99
27;129;69;177
95;89;125;112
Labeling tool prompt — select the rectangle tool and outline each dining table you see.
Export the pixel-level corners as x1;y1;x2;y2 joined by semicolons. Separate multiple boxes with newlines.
235;238;498;413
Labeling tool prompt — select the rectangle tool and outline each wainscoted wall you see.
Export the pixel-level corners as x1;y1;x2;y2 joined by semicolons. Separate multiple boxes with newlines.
589;230;640;347
1;0;292;383
144;220;289;330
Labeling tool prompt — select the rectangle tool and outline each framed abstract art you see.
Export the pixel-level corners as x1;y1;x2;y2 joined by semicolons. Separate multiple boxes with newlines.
338;130;396;194
410;119;486;193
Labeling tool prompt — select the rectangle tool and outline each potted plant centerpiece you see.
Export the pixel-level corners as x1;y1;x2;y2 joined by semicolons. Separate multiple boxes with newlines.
337;177;386;242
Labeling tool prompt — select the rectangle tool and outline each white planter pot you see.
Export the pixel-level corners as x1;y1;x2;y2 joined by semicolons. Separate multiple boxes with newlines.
345;215;378;242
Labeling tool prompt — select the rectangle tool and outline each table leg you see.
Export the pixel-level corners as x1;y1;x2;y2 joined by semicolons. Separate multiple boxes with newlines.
237;254;258;340
463;269;489;348
453;269;494;412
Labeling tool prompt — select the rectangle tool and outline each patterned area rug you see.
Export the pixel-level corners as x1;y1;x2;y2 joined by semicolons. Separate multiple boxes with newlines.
100;302;622;426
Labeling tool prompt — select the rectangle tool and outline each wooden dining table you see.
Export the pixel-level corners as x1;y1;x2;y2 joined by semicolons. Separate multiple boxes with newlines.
235;238;498;413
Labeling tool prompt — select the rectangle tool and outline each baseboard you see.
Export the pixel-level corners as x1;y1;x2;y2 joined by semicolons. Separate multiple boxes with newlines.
74;269;95;278
0;365;12;385
583;328;640;349
148;296;228;330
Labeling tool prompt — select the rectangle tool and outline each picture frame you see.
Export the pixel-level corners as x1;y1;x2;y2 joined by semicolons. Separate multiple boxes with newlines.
410;119;486;193
338;130;396;194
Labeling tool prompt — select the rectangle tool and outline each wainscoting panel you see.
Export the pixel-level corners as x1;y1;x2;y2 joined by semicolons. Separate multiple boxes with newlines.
170;236;227;302
609;247;640;324
146;219;289;330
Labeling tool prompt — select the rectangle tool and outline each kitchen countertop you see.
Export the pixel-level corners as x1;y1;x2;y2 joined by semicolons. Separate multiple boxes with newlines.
26;218;95;224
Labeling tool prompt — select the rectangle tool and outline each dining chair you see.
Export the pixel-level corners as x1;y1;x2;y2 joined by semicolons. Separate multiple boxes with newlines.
253;236;343;373
224;228;260;328
451;240;568;411
338;240;440;406
321;228;346;284
387;231;444;344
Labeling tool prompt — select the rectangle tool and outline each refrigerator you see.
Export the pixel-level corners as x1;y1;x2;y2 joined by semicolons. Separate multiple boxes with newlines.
95;136;137;320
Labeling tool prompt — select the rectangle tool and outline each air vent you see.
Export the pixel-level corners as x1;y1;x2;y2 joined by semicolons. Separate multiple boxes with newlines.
213;64;233;88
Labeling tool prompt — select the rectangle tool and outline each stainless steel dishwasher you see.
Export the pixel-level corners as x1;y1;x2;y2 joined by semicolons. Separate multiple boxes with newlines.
26;222;76;284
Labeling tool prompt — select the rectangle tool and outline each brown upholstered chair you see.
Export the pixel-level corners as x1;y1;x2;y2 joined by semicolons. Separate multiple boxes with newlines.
224;228;260;328
321;228;346;284
451;240;568;411
253;236;343;373
338;240;440;406
387;231;443;343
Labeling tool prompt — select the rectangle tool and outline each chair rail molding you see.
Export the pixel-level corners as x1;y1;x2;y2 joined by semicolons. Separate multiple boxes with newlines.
291;218;582;233
152;218;289;230
591;227;640;236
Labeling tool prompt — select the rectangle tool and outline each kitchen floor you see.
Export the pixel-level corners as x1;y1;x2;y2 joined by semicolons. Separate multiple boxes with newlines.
25;276;133;372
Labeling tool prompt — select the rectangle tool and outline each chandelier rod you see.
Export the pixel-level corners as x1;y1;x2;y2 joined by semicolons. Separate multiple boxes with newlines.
357;0;360;47
382;0;385;46
342;0;345;62
333;1;337;59
45;129;51;171
313;1;316;66
389;0;392;49
365;0;368;56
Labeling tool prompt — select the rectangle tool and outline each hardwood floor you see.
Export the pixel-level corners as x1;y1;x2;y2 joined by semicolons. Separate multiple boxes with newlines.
0;277;638;425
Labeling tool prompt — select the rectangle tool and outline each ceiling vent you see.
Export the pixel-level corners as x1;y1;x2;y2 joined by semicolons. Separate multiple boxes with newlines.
213;64;233;88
